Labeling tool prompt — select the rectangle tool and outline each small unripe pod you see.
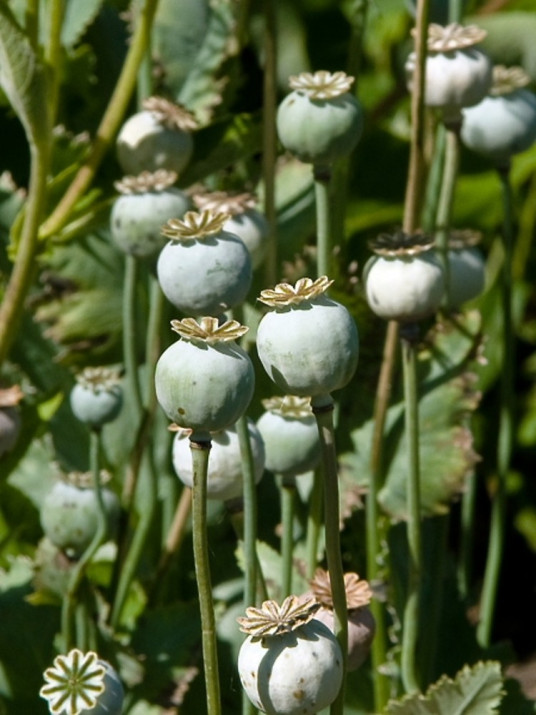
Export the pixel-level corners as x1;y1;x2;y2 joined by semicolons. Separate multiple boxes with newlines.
70;367;122;428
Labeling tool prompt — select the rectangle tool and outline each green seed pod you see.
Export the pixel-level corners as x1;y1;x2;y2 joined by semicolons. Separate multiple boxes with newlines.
194;191;269;269
70;367;122;428
256;276;359;399
461;66;536;166
406;23;492;124
256;396;320;476
171;420;265;501
155;317;255;435
276;71;364;165
157;210;252;316
40;474;120;559
110;170;190;257
237;596;343;715
444;231;486;307
364;232;444;323
116;96;196;175
40;649;124;715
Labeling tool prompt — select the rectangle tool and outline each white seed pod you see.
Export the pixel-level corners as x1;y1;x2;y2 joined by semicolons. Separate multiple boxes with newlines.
116;97;196;175
70;367;122;428
157;210;252;316
256;277;359;399
40;479;120;559
364;235;444;322
256;396;320;476
154;317;255;434
110;171;190;258
237;597;343;715
406;23;492;123
461;66;536;165
276;71;364;165
446;243;486;307
171;420;265;501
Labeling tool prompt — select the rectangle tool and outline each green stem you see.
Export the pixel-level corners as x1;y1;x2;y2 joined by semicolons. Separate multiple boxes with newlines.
458;468;477;600
45;0;66;126
280;474;296;598
421;123;446;233
123;255;144;419
311;395;347;715
313;165;332;278
190;435;222;715
434;123;461;306
111;450;158;630
400;324;422;694
236;414;259;715
477;166;515;648
39;0;161;240
0;142;49;367
367;320;399;712
62;430;107;650
262;0;278;288
24;0;39;47
305;468;324;579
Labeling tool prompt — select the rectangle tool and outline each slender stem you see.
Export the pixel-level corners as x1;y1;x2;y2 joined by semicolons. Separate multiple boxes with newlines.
421;123;446;233
458;469;477;600
62;430;107;650
367;321;399;712
110;448;158;630
24;0;39;46
39;0;161;240
190;436;222;715
45;0;66;126
434;123;461;306
123;255;145;418
144;274;165;408
477;167;515;648
0;142;49;366
400;325;422;694
148;486;192;605
313;164;333;278
305;468;324;579
262;0;278;288
311;395;347;715
280;474;296;598
403;0;430;234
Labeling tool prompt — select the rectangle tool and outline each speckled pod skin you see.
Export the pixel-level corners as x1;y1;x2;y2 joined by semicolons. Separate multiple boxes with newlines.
110;189;190;258
446;246;486;307
225;210;269;269
406;48;492;120
155;339;255;432
70;383;122;428
364;253;444;322
116;110;193;175
276;92;363;165
256;296;359;398
461;90;536;165
157;231;252;315
238;619;343;715
314;606;376;671
40;481;120;559
256;410;320;476
172;420;265;501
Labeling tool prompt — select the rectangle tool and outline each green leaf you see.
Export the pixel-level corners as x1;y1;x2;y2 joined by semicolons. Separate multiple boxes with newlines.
472;12;536;80
61;0;106;48
386;661;504;714
0;3;50;148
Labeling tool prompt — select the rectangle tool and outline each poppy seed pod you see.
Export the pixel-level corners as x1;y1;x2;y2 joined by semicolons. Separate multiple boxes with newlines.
276;71;364;165
256;276;359;400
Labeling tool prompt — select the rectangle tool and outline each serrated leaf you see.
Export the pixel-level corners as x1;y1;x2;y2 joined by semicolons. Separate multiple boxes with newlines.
387;661;504;714
61;0;106;48
0;3;50;148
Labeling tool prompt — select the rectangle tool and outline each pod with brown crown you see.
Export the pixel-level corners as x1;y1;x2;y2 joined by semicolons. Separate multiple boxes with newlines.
237;596;343;715
276;71;363;165
156;210;252;316
110;170;190;258
116;96;197;175
154;317;255;439
256;276;359;402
